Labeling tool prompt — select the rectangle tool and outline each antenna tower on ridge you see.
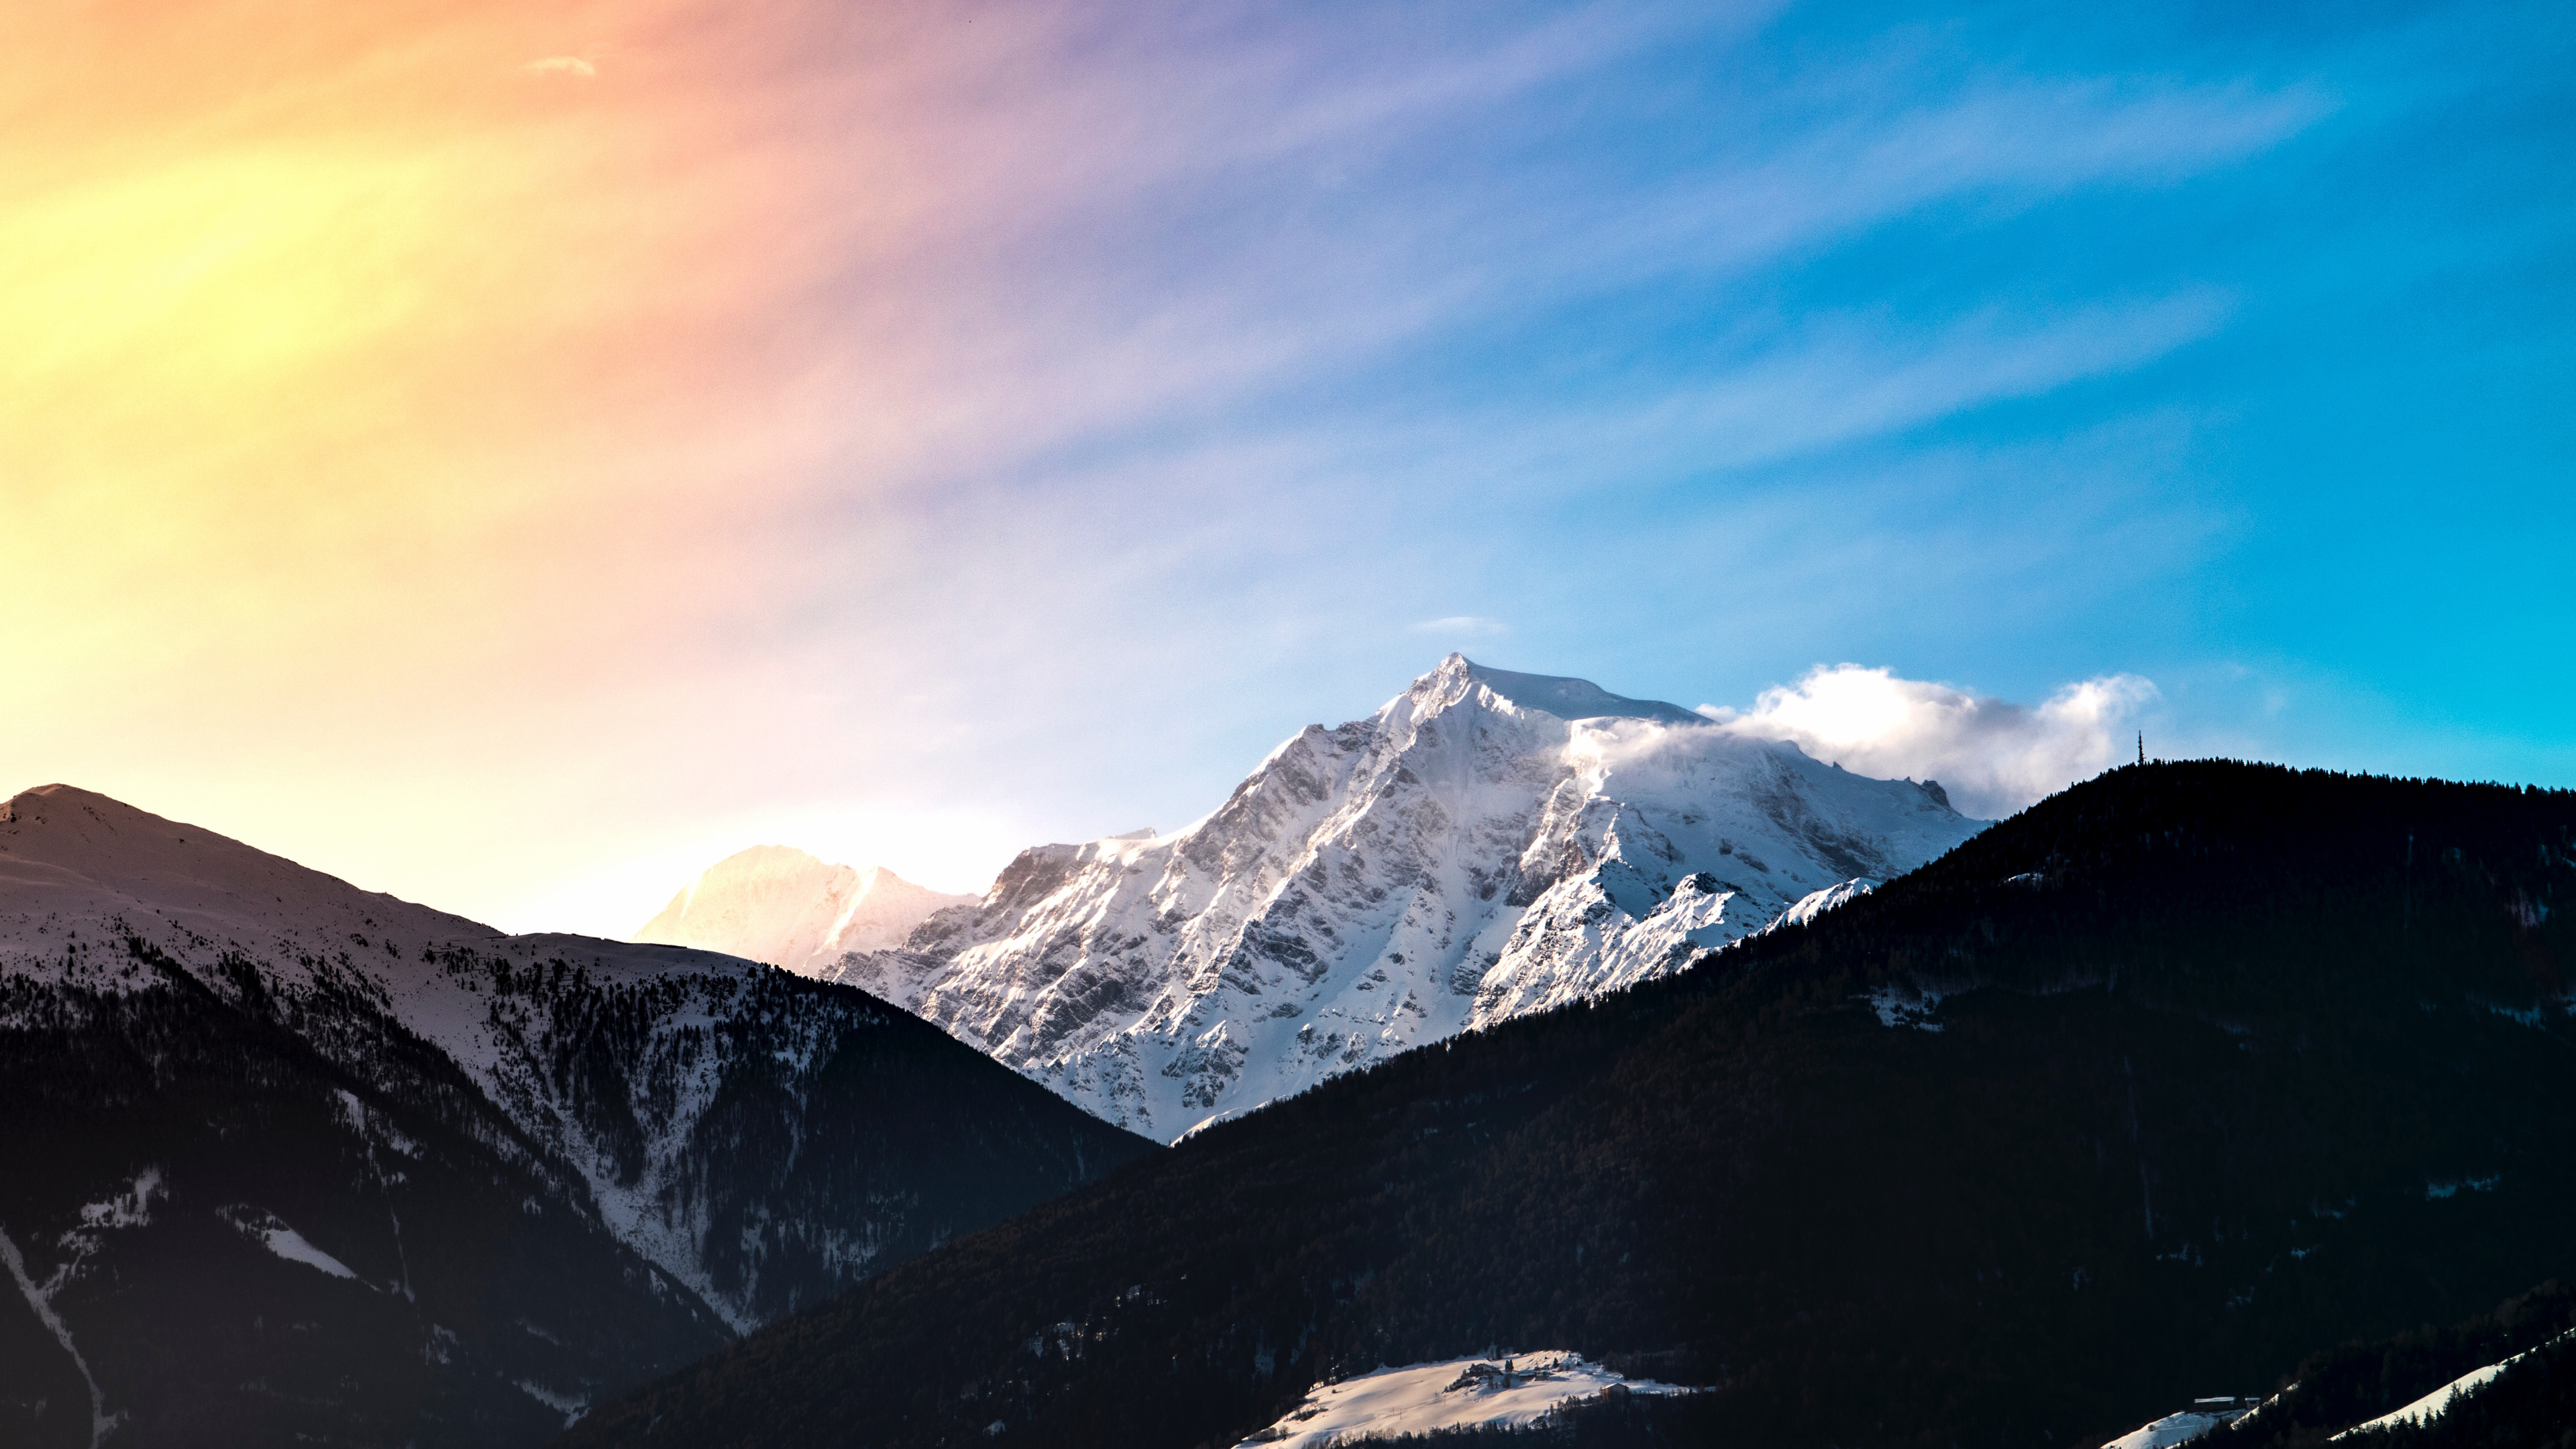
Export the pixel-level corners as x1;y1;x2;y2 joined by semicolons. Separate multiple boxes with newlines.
2138;732;2145;766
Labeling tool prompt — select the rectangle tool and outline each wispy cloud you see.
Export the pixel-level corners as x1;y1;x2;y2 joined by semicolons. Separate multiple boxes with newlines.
1409;616;1510;637
1701;665;2160;819
521;54;598;79
1379;292;2238;499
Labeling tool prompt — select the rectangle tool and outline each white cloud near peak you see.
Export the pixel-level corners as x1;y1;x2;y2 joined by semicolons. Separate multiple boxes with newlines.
1410;615;1510;637
1699;664;2157;820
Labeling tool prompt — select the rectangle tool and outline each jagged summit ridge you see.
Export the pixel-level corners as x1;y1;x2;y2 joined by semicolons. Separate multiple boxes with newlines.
1456;657;1706;726
830;655;1985;1138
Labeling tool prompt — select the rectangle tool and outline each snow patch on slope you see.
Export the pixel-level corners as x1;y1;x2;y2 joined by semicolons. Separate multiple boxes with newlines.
1237;1352;1690;1447
516;1378;590;1429
73;1167;164;1236
220;1205;362;1281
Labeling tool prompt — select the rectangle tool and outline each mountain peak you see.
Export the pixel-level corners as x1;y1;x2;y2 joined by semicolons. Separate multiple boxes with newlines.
633;844;975;973
1431;657;1707;727
1;782;490;943
841;659;1984;1137
5;780;154;830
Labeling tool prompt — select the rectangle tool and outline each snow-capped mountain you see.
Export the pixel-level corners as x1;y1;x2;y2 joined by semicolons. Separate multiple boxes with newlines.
632;845;975;975
0;785;1148;1448
563;762;2576;1449
827;655;1984;1139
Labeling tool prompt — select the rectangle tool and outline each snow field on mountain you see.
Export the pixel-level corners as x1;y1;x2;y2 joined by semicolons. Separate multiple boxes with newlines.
1234;1352;1690;1447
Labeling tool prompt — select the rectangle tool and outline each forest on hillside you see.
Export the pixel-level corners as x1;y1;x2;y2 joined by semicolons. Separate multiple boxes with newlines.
2223;1280;2576;1449
565;763;2576;1449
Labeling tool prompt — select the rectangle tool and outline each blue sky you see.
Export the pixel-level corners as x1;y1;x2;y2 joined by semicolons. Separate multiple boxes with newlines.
11;0;2570;930
845;0;2571;818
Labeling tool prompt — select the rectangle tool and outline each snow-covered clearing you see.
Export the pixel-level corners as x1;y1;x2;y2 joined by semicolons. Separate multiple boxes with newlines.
1236;1351;1690;1447
2102;1407;2245;1449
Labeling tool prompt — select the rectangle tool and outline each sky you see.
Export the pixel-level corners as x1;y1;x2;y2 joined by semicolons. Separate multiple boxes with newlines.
5;0;2570;936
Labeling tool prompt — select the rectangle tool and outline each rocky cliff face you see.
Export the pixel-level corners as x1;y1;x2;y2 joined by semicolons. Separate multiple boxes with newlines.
828;656;1984;1139
0;786;1150;1448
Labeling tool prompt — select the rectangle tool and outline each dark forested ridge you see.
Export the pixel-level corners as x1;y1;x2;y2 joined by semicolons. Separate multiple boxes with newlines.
563;762;2576;1449
2336;1330;2576;1449
0;948;730;1449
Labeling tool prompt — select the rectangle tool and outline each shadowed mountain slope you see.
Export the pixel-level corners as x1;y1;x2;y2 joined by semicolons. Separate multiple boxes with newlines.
564;762;2576;1449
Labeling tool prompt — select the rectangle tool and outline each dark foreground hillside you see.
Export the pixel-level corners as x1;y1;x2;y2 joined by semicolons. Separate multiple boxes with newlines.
2221;1280;2576;1448
2359;1340;2576;1449
2341;1330;2576;1449
0;955;729;1448
0;951;1158;1449
1382;1281;2576;1449
565;763;2576;1449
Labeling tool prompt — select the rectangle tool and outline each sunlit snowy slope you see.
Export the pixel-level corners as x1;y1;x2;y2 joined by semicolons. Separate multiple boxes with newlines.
2100;1404;2249;1449
2332;1328;2575;1439
1234;1352;1690;1448
827;655;1984;1138
633;845;974;974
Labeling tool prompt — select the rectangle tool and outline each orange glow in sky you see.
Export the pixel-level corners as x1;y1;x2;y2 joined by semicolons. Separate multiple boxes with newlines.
15;2;2563;935
5;1;1033;926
